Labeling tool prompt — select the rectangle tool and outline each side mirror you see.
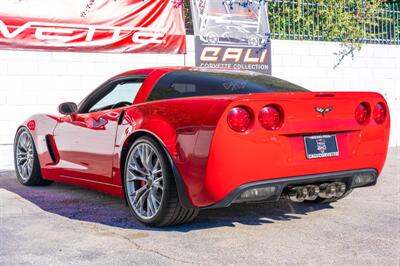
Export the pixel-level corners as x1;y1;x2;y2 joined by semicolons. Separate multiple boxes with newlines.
58;102;77;115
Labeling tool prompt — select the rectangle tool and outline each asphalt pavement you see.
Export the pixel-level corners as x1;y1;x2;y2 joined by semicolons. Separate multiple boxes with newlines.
0;148;399;265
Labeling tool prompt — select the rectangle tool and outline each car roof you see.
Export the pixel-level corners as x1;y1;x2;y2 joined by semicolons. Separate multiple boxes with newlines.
115;66;191;78
113;66;274;104
114;66;271;79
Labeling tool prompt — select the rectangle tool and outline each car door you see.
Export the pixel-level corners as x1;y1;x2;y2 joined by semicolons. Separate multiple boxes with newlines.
53;77;144;183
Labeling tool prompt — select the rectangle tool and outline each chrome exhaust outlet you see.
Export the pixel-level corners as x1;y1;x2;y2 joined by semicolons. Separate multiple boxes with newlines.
287;182;346;202
318;183;336;198
304;185;320;201
319;182;346;199
289;187;308;202
333;182;346;198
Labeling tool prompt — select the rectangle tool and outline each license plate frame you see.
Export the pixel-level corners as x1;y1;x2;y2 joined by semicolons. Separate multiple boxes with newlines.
304;134;339;159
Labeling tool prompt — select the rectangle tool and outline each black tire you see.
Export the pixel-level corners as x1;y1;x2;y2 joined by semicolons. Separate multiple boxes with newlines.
14;127;52;186
124;137;199;227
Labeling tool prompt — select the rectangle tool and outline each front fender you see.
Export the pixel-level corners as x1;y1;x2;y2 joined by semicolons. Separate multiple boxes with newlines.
19;114;61;174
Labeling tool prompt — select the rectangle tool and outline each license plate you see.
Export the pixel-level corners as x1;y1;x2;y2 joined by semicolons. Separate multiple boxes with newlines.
304;134;339;159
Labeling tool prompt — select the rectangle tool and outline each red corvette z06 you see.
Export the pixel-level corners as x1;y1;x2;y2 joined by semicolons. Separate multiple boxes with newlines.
14;67;390;226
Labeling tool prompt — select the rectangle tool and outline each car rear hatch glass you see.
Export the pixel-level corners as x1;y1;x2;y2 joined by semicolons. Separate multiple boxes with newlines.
147;69;308;102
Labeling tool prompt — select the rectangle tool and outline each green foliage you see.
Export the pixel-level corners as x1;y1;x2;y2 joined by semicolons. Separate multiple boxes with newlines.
269;0;391;42
268;0;397;66
183;0;193;34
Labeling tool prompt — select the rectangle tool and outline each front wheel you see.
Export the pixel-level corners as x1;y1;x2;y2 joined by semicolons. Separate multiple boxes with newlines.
14;127;52;186
124;137;198;227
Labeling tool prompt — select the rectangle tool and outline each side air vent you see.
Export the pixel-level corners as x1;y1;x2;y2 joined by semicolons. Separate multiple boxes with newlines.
45;135;58;163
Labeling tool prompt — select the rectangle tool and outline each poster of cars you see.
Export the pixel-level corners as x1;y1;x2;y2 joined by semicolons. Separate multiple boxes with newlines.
190;0;272;74
0;0;186;54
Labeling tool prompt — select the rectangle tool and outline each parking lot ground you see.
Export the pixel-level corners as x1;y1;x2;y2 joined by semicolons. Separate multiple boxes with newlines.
0;148;399;265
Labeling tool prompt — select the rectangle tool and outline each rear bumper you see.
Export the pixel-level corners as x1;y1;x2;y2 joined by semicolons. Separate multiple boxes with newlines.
203;168;377;209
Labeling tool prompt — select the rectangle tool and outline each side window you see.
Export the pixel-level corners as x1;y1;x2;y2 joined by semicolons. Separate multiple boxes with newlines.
88;81;143;113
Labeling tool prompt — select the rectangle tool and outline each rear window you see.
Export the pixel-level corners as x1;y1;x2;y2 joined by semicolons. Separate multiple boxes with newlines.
147;70;308;101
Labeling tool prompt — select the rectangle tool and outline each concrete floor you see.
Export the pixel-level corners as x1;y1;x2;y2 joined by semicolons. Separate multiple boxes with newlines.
1;148;399;265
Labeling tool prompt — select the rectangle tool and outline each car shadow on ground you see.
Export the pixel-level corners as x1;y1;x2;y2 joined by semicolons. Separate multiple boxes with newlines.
0;171;333;232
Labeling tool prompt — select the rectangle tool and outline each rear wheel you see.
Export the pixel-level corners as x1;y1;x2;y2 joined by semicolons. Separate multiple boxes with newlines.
14;127;52;186
124;137;198;227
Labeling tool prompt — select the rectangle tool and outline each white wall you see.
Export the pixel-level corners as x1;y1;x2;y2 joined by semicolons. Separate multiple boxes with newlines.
0;49;190;169
0;37;398;169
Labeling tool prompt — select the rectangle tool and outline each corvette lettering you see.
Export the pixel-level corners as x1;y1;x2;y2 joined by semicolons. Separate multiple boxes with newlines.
0;20;166;45
0;0;185;53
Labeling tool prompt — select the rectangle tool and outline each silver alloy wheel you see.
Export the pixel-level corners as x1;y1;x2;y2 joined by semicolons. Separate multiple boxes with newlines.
16;131;34;181
126;142;164;220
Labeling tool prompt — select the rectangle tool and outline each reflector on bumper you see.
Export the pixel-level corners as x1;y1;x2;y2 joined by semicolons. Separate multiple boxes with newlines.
352;173;376;188
235;186;278;203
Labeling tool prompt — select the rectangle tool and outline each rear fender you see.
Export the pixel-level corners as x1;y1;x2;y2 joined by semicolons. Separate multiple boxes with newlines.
115;98;233;208
115;109;192;208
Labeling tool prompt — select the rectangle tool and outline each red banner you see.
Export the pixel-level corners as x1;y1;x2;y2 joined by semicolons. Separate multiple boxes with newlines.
0;0;186;54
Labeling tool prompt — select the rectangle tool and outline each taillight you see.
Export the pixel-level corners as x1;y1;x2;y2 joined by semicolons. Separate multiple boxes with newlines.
373;102;387;124
355;102;370;125
227;107;252;132
259;105;284;130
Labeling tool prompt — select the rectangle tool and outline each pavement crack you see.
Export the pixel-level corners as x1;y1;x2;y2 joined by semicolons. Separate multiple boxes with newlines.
101;229;195;264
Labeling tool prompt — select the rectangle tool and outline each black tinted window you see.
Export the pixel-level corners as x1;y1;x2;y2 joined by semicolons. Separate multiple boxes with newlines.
148;70;308;101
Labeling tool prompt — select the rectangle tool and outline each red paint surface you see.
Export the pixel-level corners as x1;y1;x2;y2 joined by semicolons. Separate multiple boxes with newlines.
21;67;390;207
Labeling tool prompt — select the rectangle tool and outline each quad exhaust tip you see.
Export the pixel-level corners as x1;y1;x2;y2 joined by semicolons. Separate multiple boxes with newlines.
288;182;346;202
289;186;308;202
318;182;346;199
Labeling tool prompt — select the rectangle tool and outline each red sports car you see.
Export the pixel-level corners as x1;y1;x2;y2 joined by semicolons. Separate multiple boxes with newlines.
14;67;390;226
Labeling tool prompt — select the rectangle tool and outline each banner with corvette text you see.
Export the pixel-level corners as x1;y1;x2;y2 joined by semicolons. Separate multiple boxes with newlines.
0;0;186;54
